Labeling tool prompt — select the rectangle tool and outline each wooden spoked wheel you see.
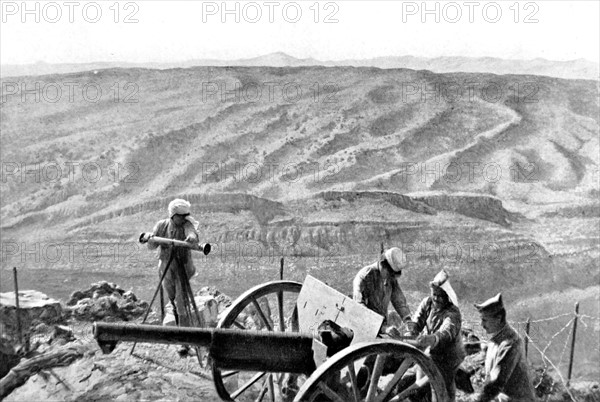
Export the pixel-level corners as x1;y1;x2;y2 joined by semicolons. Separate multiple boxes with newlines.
212;280;304;401
294;340;448;402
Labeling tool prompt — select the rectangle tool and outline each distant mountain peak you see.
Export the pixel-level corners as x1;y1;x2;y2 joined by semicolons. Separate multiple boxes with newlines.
251;52;299;62
267;51;294;58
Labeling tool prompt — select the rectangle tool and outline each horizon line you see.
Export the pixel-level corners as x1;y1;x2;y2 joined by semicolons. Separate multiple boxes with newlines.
2;52;598;67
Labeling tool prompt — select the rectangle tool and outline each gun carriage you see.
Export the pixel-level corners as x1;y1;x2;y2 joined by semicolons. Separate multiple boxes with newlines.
95;275;449;402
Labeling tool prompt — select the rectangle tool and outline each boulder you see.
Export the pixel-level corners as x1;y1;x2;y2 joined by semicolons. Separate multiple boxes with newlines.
196;286;232;313
66;281;125;306
0;290;63;344
194;295;218;327
65;282;147;322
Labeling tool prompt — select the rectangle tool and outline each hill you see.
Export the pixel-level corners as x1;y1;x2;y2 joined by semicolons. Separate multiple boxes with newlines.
1;65;598;273
1;67;598;365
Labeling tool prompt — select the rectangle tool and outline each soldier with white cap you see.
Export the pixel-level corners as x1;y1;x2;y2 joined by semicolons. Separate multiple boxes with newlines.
408;269;466;401
353;247;414;333
353;247;415;394
472;293;535;402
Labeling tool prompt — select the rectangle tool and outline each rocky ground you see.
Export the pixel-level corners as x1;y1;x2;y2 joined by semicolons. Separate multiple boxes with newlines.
1;282;228;401
1;282;598;401
3;339;220;401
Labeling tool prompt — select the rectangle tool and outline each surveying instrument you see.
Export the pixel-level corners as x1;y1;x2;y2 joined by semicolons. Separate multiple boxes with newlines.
132;232;211;365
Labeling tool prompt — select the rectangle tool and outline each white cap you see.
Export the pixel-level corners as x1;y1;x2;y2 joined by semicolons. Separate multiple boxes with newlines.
383;247;405;273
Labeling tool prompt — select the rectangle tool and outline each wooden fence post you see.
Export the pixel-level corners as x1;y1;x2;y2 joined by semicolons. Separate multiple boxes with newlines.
12;267;24;348
13;267;29;353
525;317;531;359
567;302;579;385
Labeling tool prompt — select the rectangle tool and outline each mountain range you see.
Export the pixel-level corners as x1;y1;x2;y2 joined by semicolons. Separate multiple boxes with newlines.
2;52;598;80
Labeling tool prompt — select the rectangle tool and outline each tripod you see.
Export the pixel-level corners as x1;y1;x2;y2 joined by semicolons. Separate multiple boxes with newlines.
131;242;206;366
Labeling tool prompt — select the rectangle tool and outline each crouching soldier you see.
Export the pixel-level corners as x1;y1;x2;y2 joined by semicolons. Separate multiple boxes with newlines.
408;270;466;401
473;293;535;402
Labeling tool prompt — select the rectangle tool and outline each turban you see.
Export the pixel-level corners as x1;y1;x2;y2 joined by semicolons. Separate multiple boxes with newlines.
168;199;199;229
430;270;459;306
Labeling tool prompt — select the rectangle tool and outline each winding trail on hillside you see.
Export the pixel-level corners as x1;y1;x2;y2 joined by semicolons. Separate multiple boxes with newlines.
354;102;522;192
428;105;522;185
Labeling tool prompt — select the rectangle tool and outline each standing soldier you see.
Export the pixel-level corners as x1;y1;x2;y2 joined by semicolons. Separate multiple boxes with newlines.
473;293;536;402
408;269;466;401
353;247;415;394
142;198;200;356
353;247;414;333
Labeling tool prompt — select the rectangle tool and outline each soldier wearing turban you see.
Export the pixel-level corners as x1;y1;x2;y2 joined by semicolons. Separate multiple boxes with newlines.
408;270;466;401
144;199;200;355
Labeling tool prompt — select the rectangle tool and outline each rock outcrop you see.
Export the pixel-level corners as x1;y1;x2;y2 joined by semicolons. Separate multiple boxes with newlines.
412;193;521;227
1;282;236;401
0;290;64;343
65;281;147;322
197;286;232;327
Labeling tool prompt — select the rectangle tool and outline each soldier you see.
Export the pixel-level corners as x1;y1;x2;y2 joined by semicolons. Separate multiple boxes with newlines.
472;293;536;402
353;247;414;333
142;198;200;356
353;248;416;394
408;270;466;401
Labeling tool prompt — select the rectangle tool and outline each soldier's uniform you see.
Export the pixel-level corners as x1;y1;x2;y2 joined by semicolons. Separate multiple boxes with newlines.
353;264;410;324
411;270;465;401
148;199;199;327
353;247;412;326
474;293;536;402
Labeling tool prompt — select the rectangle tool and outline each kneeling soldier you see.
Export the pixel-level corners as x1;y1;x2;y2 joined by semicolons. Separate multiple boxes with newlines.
409;270;466;401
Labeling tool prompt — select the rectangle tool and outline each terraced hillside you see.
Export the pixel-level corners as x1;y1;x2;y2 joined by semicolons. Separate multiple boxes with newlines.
1;65;598;325
2;67;598;210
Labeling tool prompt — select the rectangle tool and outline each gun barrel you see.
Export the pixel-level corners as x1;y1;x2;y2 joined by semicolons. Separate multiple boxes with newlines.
94;323;316;374
94;322;213;347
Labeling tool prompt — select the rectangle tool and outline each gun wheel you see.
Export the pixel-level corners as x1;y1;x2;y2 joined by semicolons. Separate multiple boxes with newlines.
212;280;303;401
294;340;448;402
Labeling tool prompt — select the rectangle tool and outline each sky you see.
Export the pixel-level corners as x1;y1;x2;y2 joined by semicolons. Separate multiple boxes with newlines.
1;0;599;65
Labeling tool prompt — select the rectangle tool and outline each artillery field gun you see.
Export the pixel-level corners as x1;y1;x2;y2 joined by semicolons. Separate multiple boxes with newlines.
94;276;449;401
